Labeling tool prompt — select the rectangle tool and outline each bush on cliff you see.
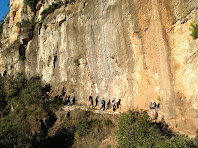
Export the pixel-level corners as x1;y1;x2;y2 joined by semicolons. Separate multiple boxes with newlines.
116;110;196;148
0;74;53;147
0;77;6;113
0;20;4;37
0;115;31;147
190;22;198;39
41;2;63;21
19;78;42;106
25;0;39;12
75;111;90;138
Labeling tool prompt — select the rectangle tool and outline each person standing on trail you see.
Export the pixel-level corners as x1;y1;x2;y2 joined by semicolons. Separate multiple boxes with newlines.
149;100;157;120
67;95;72;105
107;99;111;109
117;99;121;109
195;129;198;144
45;92;49;101
100;98;106;110
95;96;99;108
89;94;93;108
72;97;76;105
112;99;116;112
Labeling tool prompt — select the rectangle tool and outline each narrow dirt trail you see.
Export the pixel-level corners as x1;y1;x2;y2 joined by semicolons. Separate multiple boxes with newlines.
62;105;121;115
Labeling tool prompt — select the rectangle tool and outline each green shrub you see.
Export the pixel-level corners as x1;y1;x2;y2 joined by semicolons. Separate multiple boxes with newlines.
25;0;39;12
0;20;4;37
65;0;76;5
44;24;47;30
8;74;26;98
19;79;42;106
116;111;196;148
19;55;26;61
76;111;90;137
16;19;32;28
170;135;195;148
41;2;63;21
21;19;32;27
90;119;102;127
74;58;80;66
190;22;198;39
2;104;11;117
42;98;62;112
0;116;31;147
0;13;7;37
103;119;114;127
0;77;6;112
16;22;21;27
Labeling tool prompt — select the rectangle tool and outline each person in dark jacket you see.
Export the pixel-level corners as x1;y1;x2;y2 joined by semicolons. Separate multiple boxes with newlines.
72;97;76;105
117;99;121;109
107;99;111;109
89;94;93;108
100;98;105;110
66;95;72;105
95;96;99;108
112;99;116;112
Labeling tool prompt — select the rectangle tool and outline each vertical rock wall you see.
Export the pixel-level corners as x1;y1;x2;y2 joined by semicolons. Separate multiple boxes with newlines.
0;0;198;136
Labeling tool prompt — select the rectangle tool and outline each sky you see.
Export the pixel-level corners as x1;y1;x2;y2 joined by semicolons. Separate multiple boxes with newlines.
0;0;10;21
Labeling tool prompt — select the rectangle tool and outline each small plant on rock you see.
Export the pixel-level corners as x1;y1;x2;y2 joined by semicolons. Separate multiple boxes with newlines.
74;58;80;66
0;20;4;37
25;0;39;12
190;22;198;39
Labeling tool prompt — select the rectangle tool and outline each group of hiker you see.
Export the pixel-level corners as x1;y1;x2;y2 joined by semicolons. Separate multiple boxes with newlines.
88;94;121;112
45;91;198;141
45;91;157;115
64;95;76;106
45;92;76;105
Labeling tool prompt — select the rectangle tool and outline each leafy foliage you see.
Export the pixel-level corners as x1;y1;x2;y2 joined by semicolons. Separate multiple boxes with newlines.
0;116;31;147
41;2;64;21
0;77;6;112
0;74;65;147
19;78;42;105
0;20;4;37
190;22;198;39
74;58;80;66
75;111;90;138
116;110;196;148
16;19;32;28
7;73;26;98
22;19;32;27
0;12;7;37
25;0;39;12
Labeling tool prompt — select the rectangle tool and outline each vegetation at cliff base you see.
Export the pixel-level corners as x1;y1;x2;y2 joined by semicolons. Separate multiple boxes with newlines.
116;111;197;148
190;22;198;39
0;74;197;147
0;74;62;147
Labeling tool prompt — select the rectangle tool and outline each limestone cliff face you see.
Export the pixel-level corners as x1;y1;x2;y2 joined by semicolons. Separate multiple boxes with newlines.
0;0;198;137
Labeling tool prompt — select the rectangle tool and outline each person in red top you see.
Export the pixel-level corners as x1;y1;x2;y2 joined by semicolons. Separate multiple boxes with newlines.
197;129;198;136
195;129;198;145
45;92;49;101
